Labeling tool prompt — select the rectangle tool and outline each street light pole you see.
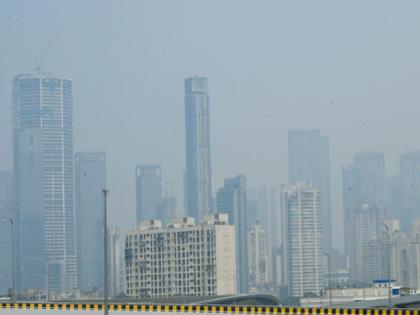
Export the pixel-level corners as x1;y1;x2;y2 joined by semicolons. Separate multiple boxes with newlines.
103;189;109;315
324;252;332;309
382;223;391;309
1;217;15;303
201;223;206;306
10;218;15;304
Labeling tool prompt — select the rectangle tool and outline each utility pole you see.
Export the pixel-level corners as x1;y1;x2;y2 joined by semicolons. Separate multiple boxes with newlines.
10;218;15;304
103;189;109;315
382;223;391;309
324;252;332;308
202;223;206;305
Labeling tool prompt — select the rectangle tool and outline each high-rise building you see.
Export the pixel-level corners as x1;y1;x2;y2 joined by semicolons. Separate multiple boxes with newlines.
288;130;331;252
75;152;106;293
342;165;362;257
108;226;125;298
156;196;177;226
386;176;402;226
283;181;324;297
268;187;281;285
246;199;258;230
400;152;420;230
0;170;14;295
216;175;248;293
343;152;386;257
353;152;386;206
382;220;402;283
135;165;162;223
342;218;420;290
348;201;384;283
124;214;236;298
185;76;212;222
12;74;77;295
253;186;281;285
247;221;267;292
407;220;420;289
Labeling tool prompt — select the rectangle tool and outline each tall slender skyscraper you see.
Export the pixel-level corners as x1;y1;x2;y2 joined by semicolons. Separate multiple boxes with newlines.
283;181;324;297
12;74;77;295
217;175;248;293
75;152;106;293
0;170;14;295
288;130;331;252
185;76;212;222
135;165;162;223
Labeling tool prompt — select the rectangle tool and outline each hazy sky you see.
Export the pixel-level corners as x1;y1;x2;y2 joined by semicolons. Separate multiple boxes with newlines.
1;0;420;250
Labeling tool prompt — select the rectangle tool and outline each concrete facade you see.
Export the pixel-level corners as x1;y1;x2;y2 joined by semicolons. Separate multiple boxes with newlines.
125;214;235;298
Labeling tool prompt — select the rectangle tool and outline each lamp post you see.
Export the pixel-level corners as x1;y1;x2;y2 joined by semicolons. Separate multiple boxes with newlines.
201;223;206;305
382;223;391;309
103;189;109;315
324;252;332;309
1;217;15;303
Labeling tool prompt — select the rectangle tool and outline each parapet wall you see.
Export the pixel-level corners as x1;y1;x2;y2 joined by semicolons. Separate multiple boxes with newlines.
0;303;419;315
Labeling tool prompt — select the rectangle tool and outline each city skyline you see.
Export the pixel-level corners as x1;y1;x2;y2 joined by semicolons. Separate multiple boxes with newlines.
3;1;420;252
2;70;420;298
2;72;420;247
4;0;420;302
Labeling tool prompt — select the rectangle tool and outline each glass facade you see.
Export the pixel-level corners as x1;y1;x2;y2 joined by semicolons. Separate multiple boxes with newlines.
13;74;77;295
75;152;106;293
185;76;213;223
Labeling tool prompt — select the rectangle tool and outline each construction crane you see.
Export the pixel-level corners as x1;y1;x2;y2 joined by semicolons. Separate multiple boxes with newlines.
34;34;58;75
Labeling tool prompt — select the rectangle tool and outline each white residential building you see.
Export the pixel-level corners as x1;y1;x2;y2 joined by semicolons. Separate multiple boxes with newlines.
108;226;125;297
283;181;324;297
248;221;267;292
124;214;235;298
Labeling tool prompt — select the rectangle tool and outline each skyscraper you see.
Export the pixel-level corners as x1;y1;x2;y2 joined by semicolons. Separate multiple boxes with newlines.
0;170;14;295
348;201;384;283
216;175;248;293
12;74;77;295
288;130;331;252
75;152;106;293
135;165;162;223
400;151;420;230
343;152;386;256
353;152;386;207
283;181;324;297
185;76;212;222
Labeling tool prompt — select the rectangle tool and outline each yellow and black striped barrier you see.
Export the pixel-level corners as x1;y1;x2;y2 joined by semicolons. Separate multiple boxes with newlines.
0;303;418;314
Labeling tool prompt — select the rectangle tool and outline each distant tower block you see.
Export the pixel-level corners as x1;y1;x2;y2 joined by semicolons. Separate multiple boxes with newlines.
185;76;213;223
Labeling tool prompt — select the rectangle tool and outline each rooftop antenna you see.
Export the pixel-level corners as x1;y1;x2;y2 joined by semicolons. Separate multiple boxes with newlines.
34;35;58;75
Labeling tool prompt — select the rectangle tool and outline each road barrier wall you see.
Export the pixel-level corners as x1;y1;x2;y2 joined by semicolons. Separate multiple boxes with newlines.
0;303;418;315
